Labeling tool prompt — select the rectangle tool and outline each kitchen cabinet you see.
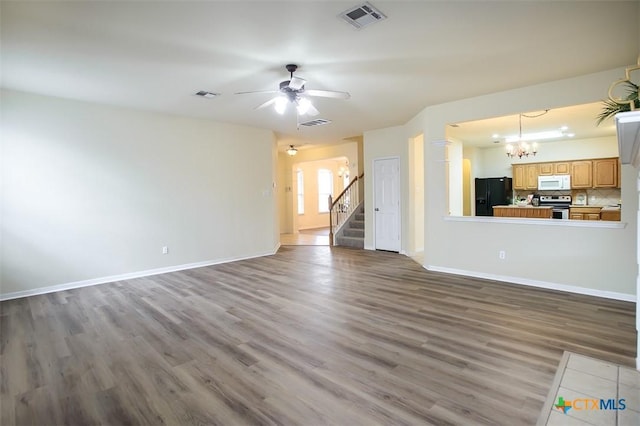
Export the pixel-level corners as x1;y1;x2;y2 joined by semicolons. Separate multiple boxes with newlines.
493;206;552;218
525;164;538;189
592;158;618;188
569;206;601;220
512;164;525;190
538;162;570;176
554;162;570;174
513;164;538;190
538;163;553;176
600;209;621;221
513;158;619;191
570;161;593;189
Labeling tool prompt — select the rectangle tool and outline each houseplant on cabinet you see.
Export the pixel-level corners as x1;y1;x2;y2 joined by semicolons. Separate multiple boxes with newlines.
596;80;638;125
599;57;640;166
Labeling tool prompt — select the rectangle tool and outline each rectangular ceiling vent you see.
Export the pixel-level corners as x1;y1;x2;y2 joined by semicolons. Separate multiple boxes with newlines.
339;2;386;29
195;90;219;98
300;119;331;127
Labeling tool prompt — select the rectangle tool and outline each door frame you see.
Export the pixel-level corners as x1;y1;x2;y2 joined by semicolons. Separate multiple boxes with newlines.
372;156;401;252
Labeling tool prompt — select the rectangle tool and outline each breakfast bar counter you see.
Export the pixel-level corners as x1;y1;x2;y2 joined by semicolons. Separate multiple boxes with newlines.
493;205;553;218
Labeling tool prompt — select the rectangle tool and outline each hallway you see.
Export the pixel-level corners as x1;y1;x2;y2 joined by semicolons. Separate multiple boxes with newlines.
280;227;330;246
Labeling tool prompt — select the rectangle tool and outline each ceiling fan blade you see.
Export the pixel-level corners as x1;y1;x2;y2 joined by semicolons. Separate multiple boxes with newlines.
288;76;306;90
305;89;351;100
254;98;277;110
235;90;279;95
306;103;319;116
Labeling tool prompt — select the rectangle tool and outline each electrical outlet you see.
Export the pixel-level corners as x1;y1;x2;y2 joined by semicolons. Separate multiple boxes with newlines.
162;246;168;255
498;250;506;260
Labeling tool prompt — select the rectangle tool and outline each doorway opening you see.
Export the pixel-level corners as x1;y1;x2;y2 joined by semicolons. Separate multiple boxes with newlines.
280;156;349;246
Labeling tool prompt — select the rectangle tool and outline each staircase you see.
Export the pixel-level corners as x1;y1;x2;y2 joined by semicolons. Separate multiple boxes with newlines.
328;173;365;249
335;204;364;248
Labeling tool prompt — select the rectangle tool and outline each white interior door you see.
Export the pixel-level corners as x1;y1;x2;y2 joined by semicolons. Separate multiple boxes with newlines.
374;157;400;252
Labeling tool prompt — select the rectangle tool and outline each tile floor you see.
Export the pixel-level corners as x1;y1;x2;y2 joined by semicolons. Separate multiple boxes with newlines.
537;352;639;426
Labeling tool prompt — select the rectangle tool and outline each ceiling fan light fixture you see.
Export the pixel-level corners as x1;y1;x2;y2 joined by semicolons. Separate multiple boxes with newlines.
296;97;312;115
286;145;298;156
274;97;288;114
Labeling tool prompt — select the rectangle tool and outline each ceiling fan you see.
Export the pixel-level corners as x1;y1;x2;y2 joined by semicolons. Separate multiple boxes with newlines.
235;64;350;116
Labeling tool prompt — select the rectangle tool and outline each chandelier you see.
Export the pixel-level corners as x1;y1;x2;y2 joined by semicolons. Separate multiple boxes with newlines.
506;113;539;159
286;145;298;156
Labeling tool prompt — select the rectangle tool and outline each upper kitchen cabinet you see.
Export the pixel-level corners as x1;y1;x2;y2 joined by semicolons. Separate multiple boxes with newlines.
538;162;570;176
571;161;593;189
513;164;539;190
513;164;524;189
592;158;618;188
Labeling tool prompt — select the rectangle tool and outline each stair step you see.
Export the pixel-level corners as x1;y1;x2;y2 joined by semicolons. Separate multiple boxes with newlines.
343;228;364;238
335;235;364;249
350;220;364;229
355;213;364;221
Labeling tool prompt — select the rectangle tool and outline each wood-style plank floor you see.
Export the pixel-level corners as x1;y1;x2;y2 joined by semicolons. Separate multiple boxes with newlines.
1;246;636;425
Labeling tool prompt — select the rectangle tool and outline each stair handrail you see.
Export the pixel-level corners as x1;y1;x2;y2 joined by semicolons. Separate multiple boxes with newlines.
328;173;364;246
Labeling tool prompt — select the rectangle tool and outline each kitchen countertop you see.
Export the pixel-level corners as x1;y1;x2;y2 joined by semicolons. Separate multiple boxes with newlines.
569;205;621;210
494;205;552;209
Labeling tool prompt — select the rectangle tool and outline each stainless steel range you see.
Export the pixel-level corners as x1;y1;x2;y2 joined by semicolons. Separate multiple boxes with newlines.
539;195;572;219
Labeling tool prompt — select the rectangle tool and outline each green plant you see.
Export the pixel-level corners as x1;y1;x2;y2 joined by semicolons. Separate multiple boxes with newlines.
596;80;639;125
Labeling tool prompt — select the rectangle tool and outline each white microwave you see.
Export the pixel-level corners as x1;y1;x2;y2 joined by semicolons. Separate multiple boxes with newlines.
538;175;571;190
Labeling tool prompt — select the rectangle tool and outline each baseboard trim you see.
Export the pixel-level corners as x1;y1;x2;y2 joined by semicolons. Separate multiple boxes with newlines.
1;247;280;302
425;265;636;302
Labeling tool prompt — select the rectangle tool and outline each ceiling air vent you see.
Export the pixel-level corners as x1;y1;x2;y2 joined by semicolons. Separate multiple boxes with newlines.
339;2;386;29
195;91;219;98
300;119;331;127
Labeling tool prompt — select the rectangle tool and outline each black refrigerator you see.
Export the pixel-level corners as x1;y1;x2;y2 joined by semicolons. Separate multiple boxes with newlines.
475;177;512;216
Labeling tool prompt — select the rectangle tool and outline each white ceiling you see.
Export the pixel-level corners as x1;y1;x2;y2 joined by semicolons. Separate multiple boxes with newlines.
2;1;639;150
447;102;618;149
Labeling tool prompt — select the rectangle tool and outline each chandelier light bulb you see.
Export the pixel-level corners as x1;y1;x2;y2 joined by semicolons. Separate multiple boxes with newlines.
506;113;539;159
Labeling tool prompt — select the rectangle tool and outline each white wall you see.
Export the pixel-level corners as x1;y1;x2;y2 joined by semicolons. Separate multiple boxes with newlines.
447;140;463;215
366;67;638;298
1;90;279;297
409;135;424;253
363;126;409;251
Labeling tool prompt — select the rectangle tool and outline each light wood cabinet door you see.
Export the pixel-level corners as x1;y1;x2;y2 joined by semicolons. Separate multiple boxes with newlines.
571;161;592;188
570;206;601;220
538;163;554;176
525;164;539;190
539;162;570;176
512;165;525;190
554;162;570;174
493;207;552;218
601;210;621;221
593;158;617;188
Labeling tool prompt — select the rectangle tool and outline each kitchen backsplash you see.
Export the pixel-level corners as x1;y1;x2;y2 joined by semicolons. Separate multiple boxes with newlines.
514;188;621;206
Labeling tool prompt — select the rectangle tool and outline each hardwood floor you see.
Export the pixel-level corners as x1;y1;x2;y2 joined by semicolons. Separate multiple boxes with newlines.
0;246;636;425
